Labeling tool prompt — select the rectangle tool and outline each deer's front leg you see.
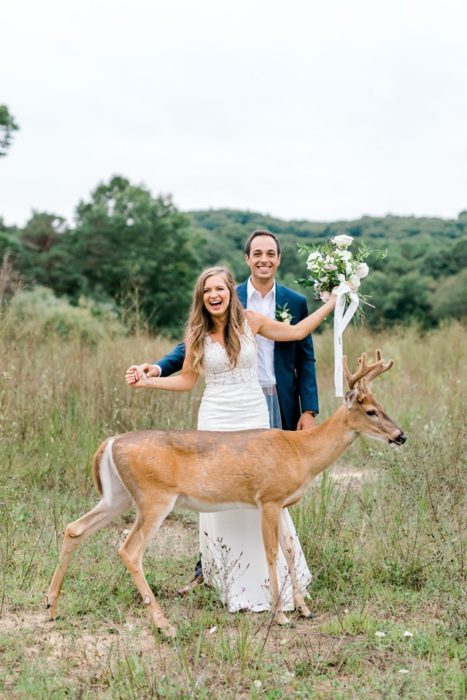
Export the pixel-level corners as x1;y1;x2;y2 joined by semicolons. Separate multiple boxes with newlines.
260;502;289;625
279;512;312;618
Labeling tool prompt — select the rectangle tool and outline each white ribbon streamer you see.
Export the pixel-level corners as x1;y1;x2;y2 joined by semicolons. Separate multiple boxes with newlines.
333;282;360;397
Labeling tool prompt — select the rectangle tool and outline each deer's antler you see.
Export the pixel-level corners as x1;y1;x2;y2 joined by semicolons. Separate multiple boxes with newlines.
343;349;393;392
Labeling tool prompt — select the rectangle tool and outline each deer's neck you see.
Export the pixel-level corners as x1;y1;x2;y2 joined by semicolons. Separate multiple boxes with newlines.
291;405;357;480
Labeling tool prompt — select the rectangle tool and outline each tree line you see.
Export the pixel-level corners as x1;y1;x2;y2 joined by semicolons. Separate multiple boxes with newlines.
1;175;466;335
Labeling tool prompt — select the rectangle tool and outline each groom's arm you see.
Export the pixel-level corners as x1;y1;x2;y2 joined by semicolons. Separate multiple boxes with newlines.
155;342;187;376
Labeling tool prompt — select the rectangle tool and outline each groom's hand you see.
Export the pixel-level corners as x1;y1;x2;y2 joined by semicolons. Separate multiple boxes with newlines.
125;363;160;385
297;412;316;431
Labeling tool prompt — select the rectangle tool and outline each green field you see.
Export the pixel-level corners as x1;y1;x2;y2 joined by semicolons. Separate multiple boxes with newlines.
0;317;465;699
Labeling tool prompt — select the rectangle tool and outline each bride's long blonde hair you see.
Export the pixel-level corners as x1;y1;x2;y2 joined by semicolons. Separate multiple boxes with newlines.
184;267;245;373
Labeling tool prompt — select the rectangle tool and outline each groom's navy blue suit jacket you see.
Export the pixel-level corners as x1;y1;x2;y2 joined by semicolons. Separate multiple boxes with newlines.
155;280;319;430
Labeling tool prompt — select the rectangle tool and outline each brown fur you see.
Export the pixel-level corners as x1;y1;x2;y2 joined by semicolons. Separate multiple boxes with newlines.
47;352;406;638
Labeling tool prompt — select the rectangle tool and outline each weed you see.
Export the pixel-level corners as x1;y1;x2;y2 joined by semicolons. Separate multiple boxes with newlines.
0;317;465;698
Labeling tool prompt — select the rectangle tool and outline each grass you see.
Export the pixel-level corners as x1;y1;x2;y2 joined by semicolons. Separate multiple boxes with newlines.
0;315;465;698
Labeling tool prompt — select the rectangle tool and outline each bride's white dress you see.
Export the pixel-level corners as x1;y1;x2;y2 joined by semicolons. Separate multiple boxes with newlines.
198;323;311;612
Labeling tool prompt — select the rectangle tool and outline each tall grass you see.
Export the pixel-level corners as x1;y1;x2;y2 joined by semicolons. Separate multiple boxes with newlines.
0;305;465;698
296;322;466;594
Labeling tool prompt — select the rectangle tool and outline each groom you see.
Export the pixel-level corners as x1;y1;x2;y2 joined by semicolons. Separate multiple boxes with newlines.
127;228;319;589
130;229;319;431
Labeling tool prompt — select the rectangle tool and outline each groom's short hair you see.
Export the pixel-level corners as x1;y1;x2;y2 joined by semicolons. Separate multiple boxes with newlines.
244;229;281;256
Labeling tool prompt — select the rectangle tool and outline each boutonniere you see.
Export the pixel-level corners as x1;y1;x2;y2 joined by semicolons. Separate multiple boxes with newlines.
275;303;293;324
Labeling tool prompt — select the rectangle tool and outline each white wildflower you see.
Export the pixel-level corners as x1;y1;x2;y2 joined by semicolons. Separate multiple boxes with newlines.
253;680;262;689
375;631;386;638
332;234;354;248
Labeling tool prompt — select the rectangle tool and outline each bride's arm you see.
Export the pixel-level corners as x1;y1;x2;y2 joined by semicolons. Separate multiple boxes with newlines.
126;360;198;392
245;295;336;342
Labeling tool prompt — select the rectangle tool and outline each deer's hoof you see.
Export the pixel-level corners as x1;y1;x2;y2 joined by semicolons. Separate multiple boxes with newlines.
275;612;291;626
300;611;315;620
46;598;57;620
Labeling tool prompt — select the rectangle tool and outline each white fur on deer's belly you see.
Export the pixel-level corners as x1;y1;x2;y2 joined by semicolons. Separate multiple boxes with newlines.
175;495;257;513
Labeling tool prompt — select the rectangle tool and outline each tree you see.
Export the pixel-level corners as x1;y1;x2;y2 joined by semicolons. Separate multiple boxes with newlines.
0;105;19;156
71;176;198;332
430;269;467;321
17;212;81;295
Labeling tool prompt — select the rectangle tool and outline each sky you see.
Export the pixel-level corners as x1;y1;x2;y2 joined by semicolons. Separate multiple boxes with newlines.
1;0;467;227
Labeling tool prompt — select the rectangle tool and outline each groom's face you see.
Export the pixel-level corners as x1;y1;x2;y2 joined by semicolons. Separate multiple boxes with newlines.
245;235;281;285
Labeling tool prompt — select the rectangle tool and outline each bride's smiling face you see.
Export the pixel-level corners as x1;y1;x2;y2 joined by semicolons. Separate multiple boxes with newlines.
203;274;231;318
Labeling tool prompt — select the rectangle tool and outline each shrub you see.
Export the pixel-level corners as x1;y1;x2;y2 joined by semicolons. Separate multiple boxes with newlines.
1;286;126;344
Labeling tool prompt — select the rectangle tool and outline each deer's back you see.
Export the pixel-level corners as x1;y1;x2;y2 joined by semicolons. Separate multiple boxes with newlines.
110;428;304;507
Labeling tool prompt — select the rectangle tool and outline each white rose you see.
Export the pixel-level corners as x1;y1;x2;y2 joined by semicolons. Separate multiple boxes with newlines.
357;262;369;279
337;249;352;262
350;275;361;290
307;251;322;264
332;234;353;248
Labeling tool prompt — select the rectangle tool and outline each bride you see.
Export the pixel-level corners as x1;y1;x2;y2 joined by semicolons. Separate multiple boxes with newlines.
126;266;336;613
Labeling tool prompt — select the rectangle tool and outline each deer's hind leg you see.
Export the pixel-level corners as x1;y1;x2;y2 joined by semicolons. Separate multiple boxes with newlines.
46;485;132;619
118;494;178;638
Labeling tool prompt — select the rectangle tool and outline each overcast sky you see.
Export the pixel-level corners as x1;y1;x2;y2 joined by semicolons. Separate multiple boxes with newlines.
1;0;467;227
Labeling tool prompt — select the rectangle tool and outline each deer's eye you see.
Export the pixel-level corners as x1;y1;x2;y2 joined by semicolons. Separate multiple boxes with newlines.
366;409;377;416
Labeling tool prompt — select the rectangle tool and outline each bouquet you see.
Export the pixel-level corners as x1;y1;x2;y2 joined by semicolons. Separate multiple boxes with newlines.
297;234;370;304
297;234;382;397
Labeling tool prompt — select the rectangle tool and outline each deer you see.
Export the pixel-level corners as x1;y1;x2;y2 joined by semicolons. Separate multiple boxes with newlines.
46;351;406;638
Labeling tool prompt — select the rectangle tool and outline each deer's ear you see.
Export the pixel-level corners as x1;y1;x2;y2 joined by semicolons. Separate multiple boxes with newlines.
344;389;358;408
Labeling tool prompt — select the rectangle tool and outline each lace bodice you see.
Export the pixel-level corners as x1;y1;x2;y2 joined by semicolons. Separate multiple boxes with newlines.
203;323;259;385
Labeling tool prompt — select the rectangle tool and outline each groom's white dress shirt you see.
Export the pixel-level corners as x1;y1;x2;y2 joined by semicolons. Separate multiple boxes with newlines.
247;278;276;389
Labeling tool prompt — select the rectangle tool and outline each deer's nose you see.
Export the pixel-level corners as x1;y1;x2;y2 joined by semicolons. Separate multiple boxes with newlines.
390;431;407;446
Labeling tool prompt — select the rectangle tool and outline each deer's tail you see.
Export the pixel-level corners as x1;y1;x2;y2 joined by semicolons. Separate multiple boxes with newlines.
92;439;111;495
92;438;132;513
